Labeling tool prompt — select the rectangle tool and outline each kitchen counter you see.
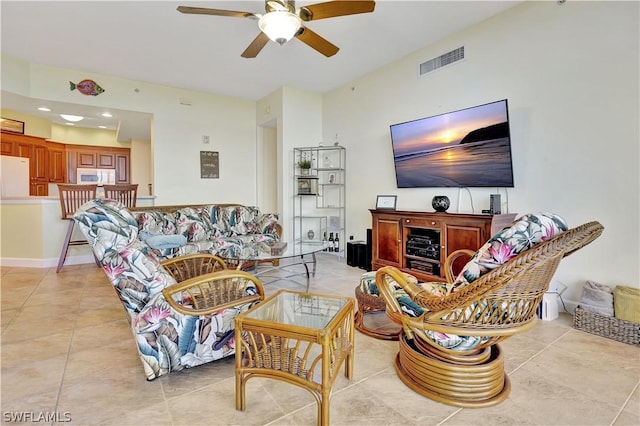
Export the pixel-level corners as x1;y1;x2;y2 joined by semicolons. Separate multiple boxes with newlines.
0;195;155;268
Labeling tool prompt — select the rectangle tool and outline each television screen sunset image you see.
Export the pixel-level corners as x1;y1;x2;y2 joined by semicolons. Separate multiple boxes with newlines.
390;99;514;187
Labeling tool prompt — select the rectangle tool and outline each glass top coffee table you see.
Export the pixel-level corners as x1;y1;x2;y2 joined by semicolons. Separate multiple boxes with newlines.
234;289;355;426
218;241;328;292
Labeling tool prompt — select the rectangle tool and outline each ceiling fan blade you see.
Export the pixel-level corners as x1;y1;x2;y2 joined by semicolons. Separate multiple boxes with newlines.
295;27;339;57
299;1;375;21
241;32;271;58
177;6;257;19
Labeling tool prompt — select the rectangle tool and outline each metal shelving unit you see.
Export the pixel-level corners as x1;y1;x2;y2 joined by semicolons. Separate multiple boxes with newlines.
293;146;346;256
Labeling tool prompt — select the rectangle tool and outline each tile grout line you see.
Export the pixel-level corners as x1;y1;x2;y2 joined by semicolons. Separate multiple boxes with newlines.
50;268;84;426
508;328;573;376
263;366;398;425
0;270;42;337
438;328;574;426
609;379;640;426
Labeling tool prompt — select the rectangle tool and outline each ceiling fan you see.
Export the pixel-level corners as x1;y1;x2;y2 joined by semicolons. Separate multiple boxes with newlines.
177;1;375;58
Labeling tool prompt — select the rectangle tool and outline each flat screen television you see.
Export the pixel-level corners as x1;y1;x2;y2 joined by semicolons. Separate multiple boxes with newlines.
389;99;514;188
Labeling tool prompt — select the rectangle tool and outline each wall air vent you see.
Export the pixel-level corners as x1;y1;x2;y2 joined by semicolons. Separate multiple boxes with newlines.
419;46;465;76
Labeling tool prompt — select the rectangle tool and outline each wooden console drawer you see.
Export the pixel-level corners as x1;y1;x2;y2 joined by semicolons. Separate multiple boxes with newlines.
403;217;441;229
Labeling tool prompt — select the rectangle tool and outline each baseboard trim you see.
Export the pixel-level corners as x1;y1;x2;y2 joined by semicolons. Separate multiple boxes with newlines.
0;255;96;269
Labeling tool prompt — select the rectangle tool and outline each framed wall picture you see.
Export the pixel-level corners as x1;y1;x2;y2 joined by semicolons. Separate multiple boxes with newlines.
376;195;397;210
200;151;219;178
1;118;24;134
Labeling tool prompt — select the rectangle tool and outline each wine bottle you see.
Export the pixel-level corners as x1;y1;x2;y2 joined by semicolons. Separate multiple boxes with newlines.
328;232;334;252
322;232;328;251
334;234;340;252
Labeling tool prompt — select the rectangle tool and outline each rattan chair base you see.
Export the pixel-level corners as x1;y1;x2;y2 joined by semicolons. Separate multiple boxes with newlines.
354;287;401;340
395;334;511;408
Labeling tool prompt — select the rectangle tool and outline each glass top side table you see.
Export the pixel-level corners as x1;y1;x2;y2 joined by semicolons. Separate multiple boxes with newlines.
234;289;355;426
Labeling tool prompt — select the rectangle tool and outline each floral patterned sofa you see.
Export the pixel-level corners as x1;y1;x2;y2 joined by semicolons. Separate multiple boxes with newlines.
73;199;278;380
130;203;282;261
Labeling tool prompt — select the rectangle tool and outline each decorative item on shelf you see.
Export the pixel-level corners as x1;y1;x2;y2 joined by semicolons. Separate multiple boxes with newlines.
334;133;340;146
329;173;336;184
298;152;312;175
297;177;318;195
431;195;450;212
298;160;311;175
307;229;315;240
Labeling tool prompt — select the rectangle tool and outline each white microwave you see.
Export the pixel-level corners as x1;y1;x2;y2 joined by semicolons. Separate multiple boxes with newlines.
77;168;116;185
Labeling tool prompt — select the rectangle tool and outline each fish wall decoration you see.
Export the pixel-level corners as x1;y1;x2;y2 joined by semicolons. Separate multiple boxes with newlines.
69;79;105;96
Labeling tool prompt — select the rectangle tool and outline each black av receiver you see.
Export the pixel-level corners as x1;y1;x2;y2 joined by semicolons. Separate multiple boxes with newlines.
406;234;440;260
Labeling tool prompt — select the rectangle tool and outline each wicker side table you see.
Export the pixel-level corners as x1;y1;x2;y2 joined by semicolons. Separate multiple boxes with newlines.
235;290;355;426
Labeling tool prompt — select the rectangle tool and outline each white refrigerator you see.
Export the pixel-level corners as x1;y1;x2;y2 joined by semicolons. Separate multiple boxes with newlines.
0;156;30;197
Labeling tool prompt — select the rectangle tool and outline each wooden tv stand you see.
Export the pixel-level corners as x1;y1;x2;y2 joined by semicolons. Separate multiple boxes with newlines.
370;209;516;282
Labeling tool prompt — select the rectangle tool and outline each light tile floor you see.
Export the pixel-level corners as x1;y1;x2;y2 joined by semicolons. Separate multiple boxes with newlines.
1;255;639;425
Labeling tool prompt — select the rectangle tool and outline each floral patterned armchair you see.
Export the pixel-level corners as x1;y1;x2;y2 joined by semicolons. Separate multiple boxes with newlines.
73;199;265;380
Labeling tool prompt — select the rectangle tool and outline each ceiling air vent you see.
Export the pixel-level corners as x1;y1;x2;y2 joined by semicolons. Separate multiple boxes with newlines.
419;46;465;76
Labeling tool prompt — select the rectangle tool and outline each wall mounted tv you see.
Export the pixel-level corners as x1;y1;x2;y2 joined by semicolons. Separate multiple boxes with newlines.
389;99;514;188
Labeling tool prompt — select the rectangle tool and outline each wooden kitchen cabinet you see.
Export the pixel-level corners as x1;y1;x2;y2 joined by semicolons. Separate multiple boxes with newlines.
1;139;13;155
66;146;131;184
0;132;50;195
115;153;129;183
77;151;97;168
98;153;115;168
31;144;49;194
370;209;517;282
2;133;133;192
47;142;66;183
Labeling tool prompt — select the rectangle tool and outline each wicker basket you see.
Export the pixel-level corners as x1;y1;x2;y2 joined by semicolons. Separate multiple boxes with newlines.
574;306;640;346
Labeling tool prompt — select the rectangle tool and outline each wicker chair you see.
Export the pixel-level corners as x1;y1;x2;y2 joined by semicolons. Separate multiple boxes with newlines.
375;220;604;408
161;253;228;282
56;183;99;272
162;269;265;316
103;184;138;208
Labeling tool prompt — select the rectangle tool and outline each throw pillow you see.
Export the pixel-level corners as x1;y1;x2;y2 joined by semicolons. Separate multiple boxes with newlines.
449;212;568;294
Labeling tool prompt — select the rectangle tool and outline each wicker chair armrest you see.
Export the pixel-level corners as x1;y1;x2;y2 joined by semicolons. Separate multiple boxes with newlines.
161;270;265;316
161;253;228;282
375;266;424;315
444;249;476;283
408;315;538;341
273;222;283;238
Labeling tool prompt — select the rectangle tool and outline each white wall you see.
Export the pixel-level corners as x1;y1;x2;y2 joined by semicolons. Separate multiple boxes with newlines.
1;56;258;206
256;87;323;240
322;1;639;303
131;139;151;196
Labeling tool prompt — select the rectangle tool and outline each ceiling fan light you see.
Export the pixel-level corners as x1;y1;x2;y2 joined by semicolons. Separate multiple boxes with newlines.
258;11;301;45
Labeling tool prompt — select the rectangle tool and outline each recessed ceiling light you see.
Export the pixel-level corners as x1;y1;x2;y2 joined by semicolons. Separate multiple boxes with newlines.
60;114;84;122
101;112;112;118
65;122;75;126
37;106;51;112
98;125;107;129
